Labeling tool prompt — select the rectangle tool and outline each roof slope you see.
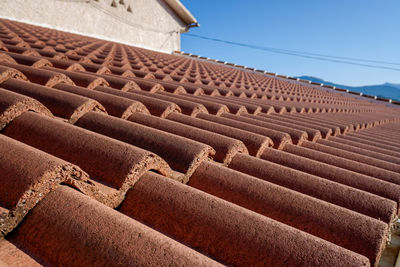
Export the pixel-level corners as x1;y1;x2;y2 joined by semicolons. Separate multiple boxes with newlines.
0;18;400;267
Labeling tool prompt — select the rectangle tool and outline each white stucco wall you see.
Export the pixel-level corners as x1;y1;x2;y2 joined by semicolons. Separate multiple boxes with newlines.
0;0;186;53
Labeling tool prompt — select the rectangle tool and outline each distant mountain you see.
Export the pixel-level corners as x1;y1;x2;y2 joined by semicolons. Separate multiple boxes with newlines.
297;76;400;101
384;83;400;90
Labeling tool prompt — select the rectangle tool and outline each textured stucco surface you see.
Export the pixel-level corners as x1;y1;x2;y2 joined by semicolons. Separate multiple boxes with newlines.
0;0;185;52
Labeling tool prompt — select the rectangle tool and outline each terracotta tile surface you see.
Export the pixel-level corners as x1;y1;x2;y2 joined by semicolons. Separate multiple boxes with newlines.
0;18;400;266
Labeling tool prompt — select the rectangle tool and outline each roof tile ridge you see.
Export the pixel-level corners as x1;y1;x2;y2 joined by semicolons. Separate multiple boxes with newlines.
127;112;248;165
5;185;220;266
0;78;107;123
0;135;99;237
0;65;28;83
188;160;388;265
95;86;181;117
0;53;17;65
2;112;171;208
0;89;52;130
120;170;370;266
75;111;216;183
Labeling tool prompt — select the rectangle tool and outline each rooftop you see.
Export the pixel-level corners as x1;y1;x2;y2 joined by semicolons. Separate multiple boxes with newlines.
0;18;400;267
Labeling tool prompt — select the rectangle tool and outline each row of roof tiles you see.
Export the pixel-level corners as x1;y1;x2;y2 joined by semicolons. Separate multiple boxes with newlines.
1;18;400;267
175;51;400;105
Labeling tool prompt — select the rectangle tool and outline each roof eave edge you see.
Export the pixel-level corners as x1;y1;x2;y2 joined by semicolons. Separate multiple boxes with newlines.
163;0;197;25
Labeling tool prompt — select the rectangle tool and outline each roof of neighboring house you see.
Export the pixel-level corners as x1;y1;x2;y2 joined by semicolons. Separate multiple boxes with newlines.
0;18;400;267
164;0;198;26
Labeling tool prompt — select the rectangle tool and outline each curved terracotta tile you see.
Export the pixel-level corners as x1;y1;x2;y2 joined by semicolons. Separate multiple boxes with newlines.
2;19;400;265
228;154;397;222
267;113;334;138
128;112;248;164
229;88;255;98
0;135;96;236
0;65;27;83
133;69;155;79
189;161;388;265
263;145;400;208
0;53;17;64
120;172;369;267
1;45;33;56
214;95;264;114
313;139;400;172
77;61;108;74
172;82;204;95
224;113;308;145
372;122;400;132
160;92;229;116
169;85;188;94
78;56;93;64
91;72;141;91
76;111;214;181
277;113;342;135
53;83;149;119
122;75;164;92
330;135;400;158
155;81;187;94
232;97;278;114
131;89;208;116
247;113;322;141
1;51;52;68
0;88;51;130
168;113;272;156
94;86;181;117
117;68;135;77
0;62;73;87
205;87;225;96
0;78;105;123
95;65;112;75
197;95;249;114
2;112;170;207
47;58;86;72
299;113;352;133
0;41;7;52
42;67;109;89
341;133;400;152
197;113;292;149
294;141;400;185
355;131;400;146
0;239;40;266
317;113;383;131
42;46;56;53
7;186;219;266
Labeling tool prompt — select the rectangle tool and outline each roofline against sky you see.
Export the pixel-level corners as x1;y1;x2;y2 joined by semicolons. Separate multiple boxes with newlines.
163;0;198;26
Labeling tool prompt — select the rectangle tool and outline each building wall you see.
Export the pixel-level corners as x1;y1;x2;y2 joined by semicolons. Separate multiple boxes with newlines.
0;0;186;53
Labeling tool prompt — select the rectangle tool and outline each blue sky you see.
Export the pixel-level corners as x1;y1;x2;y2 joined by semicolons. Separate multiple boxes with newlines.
180;1;400;86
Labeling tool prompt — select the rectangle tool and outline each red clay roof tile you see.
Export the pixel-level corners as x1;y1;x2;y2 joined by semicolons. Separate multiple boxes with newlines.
94;86;181;117
167;112;273;156
6;186;220;266
53;83;149;119
0;62;73;87
189;161;388;265
120;172;370;266
1;18;400;266
75;111;215;180
1;78;105;122
0;88;51;129
262;145;400;209
0;135;96;236
229;153;397;222
2;112;170;206
128;112;248;164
